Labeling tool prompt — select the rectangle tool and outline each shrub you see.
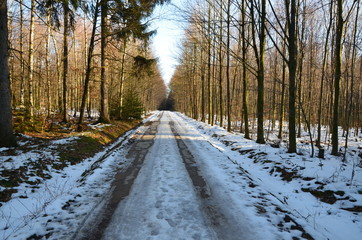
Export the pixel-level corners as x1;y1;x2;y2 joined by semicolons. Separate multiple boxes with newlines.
121;90;144;120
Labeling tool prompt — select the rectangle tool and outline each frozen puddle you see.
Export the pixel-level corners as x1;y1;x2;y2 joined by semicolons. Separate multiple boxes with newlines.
102;113;216;240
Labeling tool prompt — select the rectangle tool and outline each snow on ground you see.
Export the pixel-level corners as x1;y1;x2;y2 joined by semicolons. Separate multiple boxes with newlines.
103;114;216;240
0;111;361;239
0;115;156;240
171;112;362;240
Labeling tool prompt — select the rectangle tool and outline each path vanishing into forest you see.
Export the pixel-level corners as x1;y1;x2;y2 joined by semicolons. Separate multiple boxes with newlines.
72;111;266;240
72;112;318;240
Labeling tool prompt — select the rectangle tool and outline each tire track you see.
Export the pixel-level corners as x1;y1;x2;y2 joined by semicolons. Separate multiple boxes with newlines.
169;120;241;240
73;114;162;240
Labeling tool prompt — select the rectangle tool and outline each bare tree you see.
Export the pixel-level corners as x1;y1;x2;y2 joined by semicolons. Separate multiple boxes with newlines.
286;0;298;153
316;0;333;148
226;0;231;131
28;0;35;117
331;0;344;155
250;0;266;144
241;0;250;139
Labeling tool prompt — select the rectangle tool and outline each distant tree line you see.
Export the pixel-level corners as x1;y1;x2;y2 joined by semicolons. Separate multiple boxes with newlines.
0;0;169;146
170;0;361;155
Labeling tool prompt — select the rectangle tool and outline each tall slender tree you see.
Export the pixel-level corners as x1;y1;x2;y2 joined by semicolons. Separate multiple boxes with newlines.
226;0;231;132
331;0;344;155
19;0;25;108
62;0;70;122
241;0;250;139
316;0;333;148
207;2;212;125
250;0;266;144
218;2;224;127
98;0;110;123
78;0;100;127
286;0;298;153
28;0;35;117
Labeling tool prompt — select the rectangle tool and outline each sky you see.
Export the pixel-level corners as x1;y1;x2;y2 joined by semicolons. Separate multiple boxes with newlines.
150;0;190;85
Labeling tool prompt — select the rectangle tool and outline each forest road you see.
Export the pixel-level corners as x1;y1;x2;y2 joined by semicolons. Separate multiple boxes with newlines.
74;111;259;240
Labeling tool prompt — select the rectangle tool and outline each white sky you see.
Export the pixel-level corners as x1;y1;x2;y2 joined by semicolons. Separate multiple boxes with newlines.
150;0;190;85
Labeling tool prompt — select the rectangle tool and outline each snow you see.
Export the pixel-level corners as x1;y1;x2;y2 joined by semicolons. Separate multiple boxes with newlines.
103;117;216;239
170;112;362;240
0;111;361;239
51;137;79;145
0;115;155;240
88;123;112;130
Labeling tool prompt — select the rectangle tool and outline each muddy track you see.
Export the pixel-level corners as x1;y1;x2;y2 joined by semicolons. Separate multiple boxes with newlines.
72;115;162;240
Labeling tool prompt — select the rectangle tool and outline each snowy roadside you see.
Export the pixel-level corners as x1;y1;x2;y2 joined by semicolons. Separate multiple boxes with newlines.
0;113;158;240
172;112;362;240
1;110;361;239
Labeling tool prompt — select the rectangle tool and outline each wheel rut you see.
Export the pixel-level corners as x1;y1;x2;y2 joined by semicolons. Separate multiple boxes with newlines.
169;120;238;239
73;117;161;240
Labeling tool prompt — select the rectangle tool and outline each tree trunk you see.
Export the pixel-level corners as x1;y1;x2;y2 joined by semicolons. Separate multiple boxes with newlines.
287;0;297;153
271;52;277;132
28;0;35;117
98;0;110;123
211;22;217;126
278;47;286;139
317;0;333;148
218;7;223;127
46;11;51;117
201;44;206;122
226;0;231;132
118;39;126;119
78;0;100;128
192;45;198;119
0;0;17;146
207;3;212;125
344;0;359;159
296;1;306;139
241;0;250;139
19;0;25;108
331;0;344;156
253;0;266;144
50;28;62;112
62;1;69;122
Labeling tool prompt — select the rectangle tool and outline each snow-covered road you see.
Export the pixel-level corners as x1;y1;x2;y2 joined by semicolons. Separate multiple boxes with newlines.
103;112;217;239
81;111;276;240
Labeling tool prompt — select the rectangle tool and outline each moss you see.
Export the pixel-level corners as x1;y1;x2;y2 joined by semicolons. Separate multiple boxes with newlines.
58;136;103;164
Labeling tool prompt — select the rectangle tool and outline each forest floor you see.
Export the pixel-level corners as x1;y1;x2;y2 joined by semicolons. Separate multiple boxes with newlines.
0;111;361;240
0;113;142;203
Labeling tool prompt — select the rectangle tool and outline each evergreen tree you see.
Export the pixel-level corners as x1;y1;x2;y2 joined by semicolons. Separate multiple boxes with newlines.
121;90;144;120
96;0;169;123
